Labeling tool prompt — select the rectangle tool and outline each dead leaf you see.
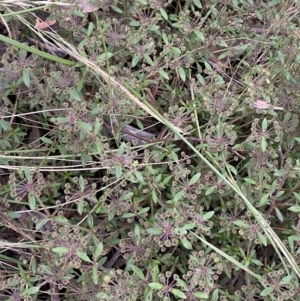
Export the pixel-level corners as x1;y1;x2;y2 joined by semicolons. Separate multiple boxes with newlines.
34;18;56;30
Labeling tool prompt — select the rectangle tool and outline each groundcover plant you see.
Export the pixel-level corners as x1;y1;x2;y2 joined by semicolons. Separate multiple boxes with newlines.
1;0;300;300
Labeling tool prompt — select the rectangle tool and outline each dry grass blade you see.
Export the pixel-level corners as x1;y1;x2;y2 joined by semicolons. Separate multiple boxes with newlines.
0;0;72;7
38;31;183;132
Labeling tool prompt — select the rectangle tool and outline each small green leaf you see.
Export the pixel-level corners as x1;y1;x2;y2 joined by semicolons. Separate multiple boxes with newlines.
87;22;94;36
162;32;168;44
275;207;283;222
260;287;274;296
96;140;103;153
269;0;279;6
171;288;186;299
55;117;69;124
276;190;284;198
130;20;140;26
28;195;36;210
131;265;145;280
243;178;256;184
261;118;268;131
135;119;144;130
78;175;85;191
77;120;93;131
77;197;84;215
148;25;160;31
171;150;179;162
218;41;228;47
115;164;122;179
122;212;135;218
159;8;168;20
211;289;219;301
172;46;181;57
194;291;209;298
110;5;123;13
180;222;196;230
255;9;263;20
218;51;229;60
22;69;30;87
40;136;53;145
178;66;186;82
159;69;169;80
189;172;201;185
53;216;69;223
174;189;184;202
98;52;113;61
92;265;98;285
145;289;153;301
143;53;153;64
81;154;88;167
93;118;102;135
155;174;162;183
69;89;82;101
96;292;110;299
228;164;237;175
40;264;53;275
209;4;219;16
138;207;150;215
98;257;107;266
175;227;187;235
20;286;39;296
288;235;298;250
134;171;144;183
261;137;267;152
119;142;125;154
87;213;94;228
257;232;267;246
7;212;21;218
176;278;188;290
180;237;192;249
293;192;300;202
35;219;48;231
280;275;292;285
163;175;173;185
251;259;263;266
147;227;163;235
94;242;103;260
149;282;164;290
194;30;205;41
76;251;91;262
259;193;269;207
202;211;214;220
205;185;216;195
24;166;31;179
121;192;134;201
193;0;202;8
52;246;70;254
0;119;11;131
152;189;158;203
132;55;140;67
74;80;85;92
233;220;249;228
134;224;141;245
